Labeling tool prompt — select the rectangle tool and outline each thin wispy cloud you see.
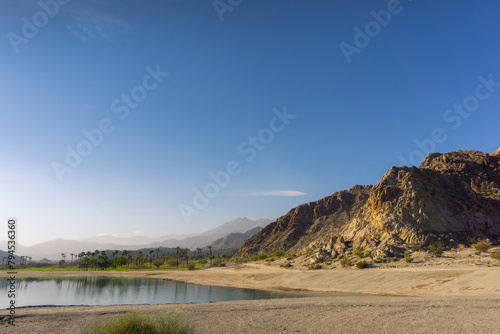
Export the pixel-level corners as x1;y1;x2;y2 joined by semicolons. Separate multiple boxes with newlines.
243;190;307;197
65;3;135;43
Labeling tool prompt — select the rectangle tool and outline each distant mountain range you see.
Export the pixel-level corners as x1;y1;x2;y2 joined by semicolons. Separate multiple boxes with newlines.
10;217;272;261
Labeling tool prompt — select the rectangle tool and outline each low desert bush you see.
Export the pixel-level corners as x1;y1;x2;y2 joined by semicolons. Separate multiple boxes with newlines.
308;264;322;270
373;257;383;263
249;253;269;261
234;258;248;264
353;247;365;258
187;263;196;270
466;236;478;246
340;256;351;268
490;251;500;261
280;262;292;268
81;311;193;334
316;256;325;263
473;239;492;253
272;250;285;258
403;251;414;263
212;259;225;267
353;251;365;258
429;241;444;257
355;260;367;269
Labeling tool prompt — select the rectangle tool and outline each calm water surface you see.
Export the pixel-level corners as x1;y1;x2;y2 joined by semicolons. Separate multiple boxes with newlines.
1;276;293;308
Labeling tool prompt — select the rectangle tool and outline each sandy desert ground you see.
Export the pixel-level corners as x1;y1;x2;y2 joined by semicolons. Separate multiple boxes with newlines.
1;248;499;333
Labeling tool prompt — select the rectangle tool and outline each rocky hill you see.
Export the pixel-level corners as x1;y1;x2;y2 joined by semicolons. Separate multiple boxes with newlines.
236;148;500;258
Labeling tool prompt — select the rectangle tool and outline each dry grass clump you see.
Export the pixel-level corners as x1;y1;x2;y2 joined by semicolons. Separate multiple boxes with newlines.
81;311;193;334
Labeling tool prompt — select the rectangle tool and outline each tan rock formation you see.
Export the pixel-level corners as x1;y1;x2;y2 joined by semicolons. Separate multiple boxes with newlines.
236;148;500;258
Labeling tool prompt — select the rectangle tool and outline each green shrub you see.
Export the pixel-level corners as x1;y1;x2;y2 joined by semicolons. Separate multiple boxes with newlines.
373;257;383;263
405;256;414;263
353;247;365;258
466;236;478;246
353;251;365;258
272;250;285;258
187;263;196;270
81;311;193;334
411;245;421;252
340;256;351;268
429;241;444;257
473;239;492;253
309;264;322;270
316;256;325;263
490;251;500;261
280;262;292;268
355;260;367;269
249;253;269;261
234;258;248;264
474;251;481;256
212;259;225;267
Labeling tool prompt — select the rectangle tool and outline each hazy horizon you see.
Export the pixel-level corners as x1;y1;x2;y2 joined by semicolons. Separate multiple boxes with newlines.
1;0;499;246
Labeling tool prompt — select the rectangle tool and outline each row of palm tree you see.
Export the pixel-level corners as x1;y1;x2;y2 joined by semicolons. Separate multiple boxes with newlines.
69;246;219;271
0;255;32;269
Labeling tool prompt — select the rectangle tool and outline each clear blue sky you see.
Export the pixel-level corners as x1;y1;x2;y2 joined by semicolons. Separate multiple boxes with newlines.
1;0;499;246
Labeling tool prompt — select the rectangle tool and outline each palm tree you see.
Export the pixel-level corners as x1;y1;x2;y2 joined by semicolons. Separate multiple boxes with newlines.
155;248;160;259
184;248;190;265
176;246;181;267
121;250;129;267
111;250;118;268
134;250;143;266
98;251;108;270
70;253;74;263
85;251;91;271
149;249;154;267
78;252;85;270
207;246;213;265
197;248;202;259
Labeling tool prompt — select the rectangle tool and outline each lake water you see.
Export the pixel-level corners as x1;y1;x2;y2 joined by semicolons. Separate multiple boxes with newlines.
1;276;293;308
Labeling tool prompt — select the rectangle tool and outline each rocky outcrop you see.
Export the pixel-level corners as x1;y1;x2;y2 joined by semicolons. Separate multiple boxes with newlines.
236;148;500;258
236;185;372;256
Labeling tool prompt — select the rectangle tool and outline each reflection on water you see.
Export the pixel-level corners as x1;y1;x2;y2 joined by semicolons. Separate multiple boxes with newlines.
0;276;289;307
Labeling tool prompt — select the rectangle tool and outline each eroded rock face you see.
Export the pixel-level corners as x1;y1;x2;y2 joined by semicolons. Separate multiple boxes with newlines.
236;148;500;257
235;185;372;256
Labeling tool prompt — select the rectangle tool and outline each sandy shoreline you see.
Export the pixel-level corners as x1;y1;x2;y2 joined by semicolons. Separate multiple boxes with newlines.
1;262;500;333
